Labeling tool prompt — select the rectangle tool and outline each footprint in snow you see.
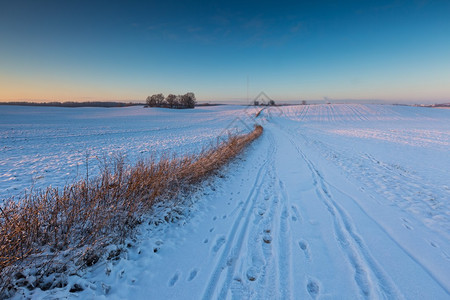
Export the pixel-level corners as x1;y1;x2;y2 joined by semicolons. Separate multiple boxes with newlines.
307;279;320;299
213;236;226;252
403;223;413;230
246;267;258;282
291;205;302;223
187;269;198;281
298;240;311;261
401;218;413;230
299;241;307;250
168;272;179;287
262;230;272;244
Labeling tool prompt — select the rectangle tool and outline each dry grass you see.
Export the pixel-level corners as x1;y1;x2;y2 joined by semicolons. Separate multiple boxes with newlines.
255;108;264;117
0;125;263;295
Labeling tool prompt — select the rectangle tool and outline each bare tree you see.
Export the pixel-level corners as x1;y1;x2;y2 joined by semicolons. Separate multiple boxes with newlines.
180;92;196;108
153;93;165;106
166;94;177;108
146;95;156;107
146;94;165;107
173;95;181;108
185;92;196;108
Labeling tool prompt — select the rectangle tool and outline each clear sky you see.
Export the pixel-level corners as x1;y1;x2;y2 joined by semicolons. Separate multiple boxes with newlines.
1;0;449;104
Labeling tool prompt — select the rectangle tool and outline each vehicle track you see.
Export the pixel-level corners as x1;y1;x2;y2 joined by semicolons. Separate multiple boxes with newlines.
201;131;277;300
277;123;404;299
276;180;293;299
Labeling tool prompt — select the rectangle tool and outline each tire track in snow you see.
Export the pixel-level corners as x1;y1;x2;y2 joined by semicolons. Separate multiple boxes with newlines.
202;132;276;300
282;126;404;300
277;180;293;300
282;120;450;296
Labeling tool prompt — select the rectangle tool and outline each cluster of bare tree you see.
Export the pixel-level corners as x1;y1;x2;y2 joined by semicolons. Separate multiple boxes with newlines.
253;99;275;106
145;92;196;109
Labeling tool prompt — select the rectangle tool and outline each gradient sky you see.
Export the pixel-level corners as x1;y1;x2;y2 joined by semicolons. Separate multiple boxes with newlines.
1;0;449;103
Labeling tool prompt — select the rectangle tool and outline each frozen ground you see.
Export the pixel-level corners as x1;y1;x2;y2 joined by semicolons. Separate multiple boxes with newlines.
4;104;450;299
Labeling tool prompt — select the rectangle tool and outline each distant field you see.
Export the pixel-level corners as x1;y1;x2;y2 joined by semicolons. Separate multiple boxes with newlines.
0;105;257;199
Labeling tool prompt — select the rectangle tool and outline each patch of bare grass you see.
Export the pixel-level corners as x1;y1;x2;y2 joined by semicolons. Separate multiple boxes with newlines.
0;125;263;297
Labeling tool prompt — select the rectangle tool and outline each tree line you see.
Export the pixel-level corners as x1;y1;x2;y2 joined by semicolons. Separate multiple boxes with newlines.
0;101;139;108
145;92;196;109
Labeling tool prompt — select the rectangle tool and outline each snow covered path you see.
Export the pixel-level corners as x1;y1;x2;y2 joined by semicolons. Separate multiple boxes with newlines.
22;104;449;299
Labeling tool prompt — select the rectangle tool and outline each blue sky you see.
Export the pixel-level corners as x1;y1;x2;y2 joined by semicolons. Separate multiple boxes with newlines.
1;0;449;103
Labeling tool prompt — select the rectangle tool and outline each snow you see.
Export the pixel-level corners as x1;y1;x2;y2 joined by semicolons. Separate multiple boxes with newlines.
3;104;450;299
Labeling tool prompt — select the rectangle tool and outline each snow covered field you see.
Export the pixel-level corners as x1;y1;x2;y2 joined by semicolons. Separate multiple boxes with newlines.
3;104;450;299
0;105;257;200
